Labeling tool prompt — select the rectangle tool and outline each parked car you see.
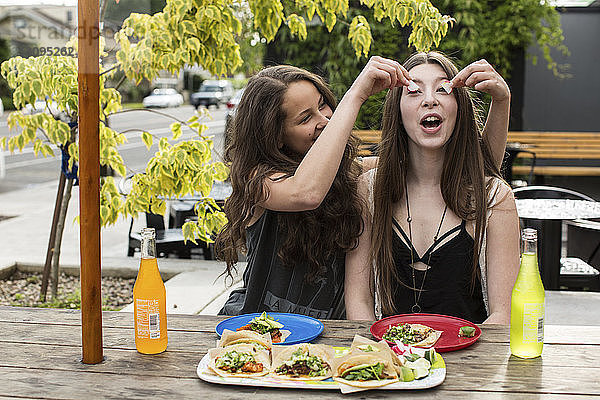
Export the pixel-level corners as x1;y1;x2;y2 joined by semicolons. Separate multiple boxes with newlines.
142;88;184;108
224;88;244;147
190;80;234;109
22;98;70;122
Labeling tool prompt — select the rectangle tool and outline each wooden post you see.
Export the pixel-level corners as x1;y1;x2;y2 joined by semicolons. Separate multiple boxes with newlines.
78;0;103;364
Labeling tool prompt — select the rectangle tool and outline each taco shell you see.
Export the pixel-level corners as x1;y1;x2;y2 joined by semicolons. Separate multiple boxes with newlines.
350;335;404;374
270;343;334;381
409;324;443;348
207;343;270;378
333;353;399;388
217;329;272;350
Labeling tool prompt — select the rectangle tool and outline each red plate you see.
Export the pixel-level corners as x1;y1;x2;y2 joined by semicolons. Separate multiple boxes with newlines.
370;313;482;353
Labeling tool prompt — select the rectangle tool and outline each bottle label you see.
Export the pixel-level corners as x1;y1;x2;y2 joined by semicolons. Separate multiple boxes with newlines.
136;299;161;339
522;303;544;344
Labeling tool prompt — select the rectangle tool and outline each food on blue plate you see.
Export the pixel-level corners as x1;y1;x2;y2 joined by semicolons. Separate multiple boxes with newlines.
218;329;272;351
382;323;442;348
271;343;334;381
237;312;291;343
208;343;271;378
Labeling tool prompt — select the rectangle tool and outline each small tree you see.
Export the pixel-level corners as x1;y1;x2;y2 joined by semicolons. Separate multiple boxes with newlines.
0;0;453;300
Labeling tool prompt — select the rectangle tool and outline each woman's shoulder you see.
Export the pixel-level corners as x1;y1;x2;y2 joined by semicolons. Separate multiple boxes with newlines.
485;176;515;208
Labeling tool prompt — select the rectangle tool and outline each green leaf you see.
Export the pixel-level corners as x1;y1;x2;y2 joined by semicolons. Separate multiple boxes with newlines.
325;12;336;32
170;122;182;140
141;131;153;150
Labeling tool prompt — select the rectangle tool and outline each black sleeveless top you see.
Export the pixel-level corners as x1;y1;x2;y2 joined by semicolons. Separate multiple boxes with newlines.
219;209;346;319
390;218;487;323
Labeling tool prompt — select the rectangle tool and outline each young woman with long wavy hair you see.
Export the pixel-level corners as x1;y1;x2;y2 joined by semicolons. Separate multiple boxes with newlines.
346;52;520;324
215;57;410;319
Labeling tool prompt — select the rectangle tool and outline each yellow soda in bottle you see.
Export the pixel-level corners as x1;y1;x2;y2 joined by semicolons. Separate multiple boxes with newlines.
510;228;545;358
133;228;168;354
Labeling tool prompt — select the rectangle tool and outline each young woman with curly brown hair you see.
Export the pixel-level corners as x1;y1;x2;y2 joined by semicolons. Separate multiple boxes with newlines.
215;57;410;319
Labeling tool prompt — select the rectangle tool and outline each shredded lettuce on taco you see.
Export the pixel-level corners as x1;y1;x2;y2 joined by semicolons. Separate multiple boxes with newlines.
382;323;442;348
333;354;399;388
271;343;333;381
208;343;270;378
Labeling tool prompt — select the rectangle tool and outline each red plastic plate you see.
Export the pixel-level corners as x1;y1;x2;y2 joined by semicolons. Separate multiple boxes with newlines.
370;313;482;353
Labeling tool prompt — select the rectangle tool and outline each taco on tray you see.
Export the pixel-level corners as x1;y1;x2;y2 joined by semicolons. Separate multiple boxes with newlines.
350;334;404;374
270;343;334;381
217;329;272;351
236;312;291;343
208;343;270;378
382;323;442;348
333;353;399;388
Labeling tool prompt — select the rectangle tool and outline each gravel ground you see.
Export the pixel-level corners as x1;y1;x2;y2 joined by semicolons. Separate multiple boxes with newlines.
0;270;135;310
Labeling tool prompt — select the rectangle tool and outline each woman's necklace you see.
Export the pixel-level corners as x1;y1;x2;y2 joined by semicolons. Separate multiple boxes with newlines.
405;186;448;313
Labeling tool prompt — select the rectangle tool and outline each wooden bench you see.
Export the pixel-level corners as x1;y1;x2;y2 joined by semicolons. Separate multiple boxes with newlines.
354;129;382;157
353;130;600;177
507;132;600;177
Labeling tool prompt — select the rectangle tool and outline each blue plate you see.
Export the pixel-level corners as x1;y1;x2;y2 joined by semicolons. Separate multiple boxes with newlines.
215;313;324;345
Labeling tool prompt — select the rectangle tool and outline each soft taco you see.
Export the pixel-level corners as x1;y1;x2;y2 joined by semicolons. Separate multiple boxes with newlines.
208;343;271;378
270;343;334;381
217;329;272;351
236;312;291;343
382;323;442;348
350;334;404;374
333;353;399;388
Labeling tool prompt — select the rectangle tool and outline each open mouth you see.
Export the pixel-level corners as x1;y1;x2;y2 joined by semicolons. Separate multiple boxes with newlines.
420;115;442;129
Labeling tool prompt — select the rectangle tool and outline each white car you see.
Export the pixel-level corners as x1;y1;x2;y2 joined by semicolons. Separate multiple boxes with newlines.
142;88;184;108
22;98;70;121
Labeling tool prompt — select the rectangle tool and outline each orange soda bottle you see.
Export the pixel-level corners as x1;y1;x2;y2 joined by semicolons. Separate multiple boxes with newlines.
133;228;168;354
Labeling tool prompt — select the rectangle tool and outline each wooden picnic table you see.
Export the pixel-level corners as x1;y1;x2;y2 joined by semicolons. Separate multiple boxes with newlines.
2;305;600;399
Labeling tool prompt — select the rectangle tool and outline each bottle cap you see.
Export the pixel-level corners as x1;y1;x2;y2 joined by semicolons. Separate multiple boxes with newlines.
522;228;537;241
141;227;156;239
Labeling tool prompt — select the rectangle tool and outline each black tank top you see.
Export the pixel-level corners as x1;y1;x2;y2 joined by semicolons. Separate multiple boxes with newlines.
390;218;487;323
219;209;346;319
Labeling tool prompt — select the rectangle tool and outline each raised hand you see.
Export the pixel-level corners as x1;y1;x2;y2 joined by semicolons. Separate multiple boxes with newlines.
349;56;411;103
451;59;510;102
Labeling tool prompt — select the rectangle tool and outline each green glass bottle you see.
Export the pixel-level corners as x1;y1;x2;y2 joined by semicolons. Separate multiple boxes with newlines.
510;228;545;358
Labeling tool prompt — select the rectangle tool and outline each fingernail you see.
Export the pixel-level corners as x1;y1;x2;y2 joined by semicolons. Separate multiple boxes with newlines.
441;80;453;94
407;80;419;91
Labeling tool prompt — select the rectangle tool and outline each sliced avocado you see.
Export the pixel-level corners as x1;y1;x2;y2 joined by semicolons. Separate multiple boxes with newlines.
343;363;378;374
357;344;380;352
252;312;284;329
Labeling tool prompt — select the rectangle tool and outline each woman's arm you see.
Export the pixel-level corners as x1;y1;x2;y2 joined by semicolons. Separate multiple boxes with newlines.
483;182;520;324
451;59;511;169
262;57;409;212
345;173;376;320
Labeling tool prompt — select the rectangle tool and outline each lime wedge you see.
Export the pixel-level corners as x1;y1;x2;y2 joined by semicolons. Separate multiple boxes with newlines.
424;348;437;364
400;366;414;382
413;366;429;379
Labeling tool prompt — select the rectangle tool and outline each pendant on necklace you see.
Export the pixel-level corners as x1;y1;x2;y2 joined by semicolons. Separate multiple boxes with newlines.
411;304;421;313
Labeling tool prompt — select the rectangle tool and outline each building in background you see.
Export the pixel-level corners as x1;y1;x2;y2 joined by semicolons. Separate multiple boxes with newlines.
0;1;77;57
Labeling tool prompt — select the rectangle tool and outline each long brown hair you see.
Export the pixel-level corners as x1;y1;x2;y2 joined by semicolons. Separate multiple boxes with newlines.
373;52;501;315
215;65;363;282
